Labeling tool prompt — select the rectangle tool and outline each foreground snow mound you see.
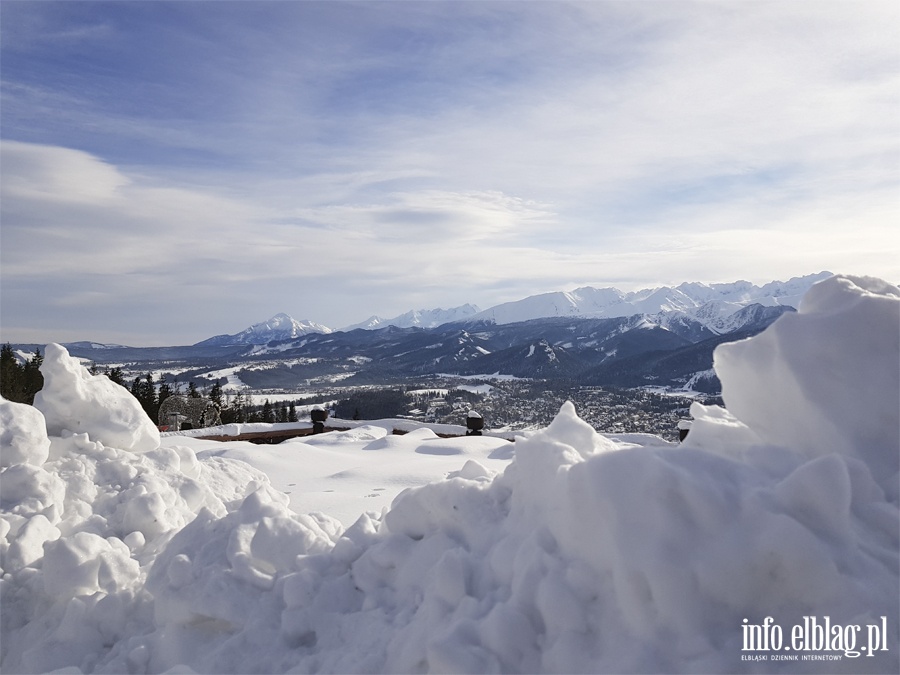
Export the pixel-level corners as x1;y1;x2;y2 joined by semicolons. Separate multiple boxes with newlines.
1;274;899;674
714;275;900;496
0;398;51;467
1;349;294;672
34;343;160;453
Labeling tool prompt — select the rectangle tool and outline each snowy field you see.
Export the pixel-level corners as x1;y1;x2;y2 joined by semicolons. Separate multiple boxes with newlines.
1;275;898;674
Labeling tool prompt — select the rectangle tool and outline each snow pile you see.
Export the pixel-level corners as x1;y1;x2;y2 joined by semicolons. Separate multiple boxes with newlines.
1;274;898;673
712;275;900;497
34;343;160;453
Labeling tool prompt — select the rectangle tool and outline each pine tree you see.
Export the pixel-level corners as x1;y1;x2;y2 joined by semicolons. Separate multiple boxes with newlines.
157;381;173;408
209;381;224;408
236;390;249;423
20;348;44;404
221;389;249;424
188;381;201;398
107;367;126;386
262;399;274;424
288;402;298;423
1;343;25;402
130;373;158;422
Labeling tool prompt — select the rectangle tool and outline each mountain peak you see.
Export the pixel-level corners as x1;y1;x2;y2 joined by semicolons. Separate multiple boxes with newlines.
342;304;481;331
194;313;333;347
268;312;294;324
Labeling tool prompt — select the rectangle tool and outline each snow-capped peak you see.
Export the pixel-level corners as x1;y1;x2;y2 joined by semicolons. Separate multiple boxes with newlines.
344;315;387;331
342;304;481;331
194;313;333;347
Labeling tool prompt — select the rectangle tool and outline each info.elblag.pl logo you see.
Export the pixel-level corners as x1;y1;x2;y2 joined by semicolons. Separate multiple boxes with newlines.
741;616;891;663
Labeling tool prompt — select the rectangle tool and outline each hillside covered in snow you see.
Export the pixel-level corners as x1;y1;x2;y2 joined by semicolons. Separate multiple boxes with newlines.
1;274;898;674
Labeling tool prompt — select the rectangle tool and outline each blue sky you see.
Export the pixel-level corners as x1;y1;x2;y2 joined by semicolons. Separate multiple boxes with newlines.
2;1;898;346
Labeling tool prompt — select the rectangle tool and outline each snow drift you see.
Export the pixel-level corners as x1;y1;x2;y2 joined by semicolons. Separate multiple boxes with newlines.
1;274;898;673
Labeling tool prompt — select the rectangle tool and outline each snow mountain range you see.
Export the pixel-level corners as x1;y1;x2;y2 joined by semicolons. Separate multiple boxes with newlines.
464;272;832;329
201;272;831;346
20;273;832;394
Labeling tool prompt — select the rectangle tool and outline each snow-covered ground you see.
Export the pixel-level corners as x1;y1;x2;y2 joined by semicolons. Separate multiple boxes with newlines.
1;275;898;674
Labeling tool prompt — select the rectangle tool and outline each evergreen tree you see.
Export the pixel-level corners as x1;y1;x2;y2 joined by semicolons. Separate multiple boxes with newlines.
157;381;173;408
107;367;126;386
130;373;158;422
145;374;159;420
20;348;44;405
0;343;25;402
277;402;288;423
221;389;249;424
0;343;44;405
262;399;275;424
288;402;298;423
236;390;249;423
209;381;224;408
188;381;201;398
220;392;236;424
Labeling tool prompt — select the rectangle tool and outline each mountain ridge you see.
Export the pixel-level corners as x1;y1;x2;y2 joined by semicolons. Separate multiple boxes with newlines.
467;272;832;328
341;304;481;331
195;272;832;347
31;301;798;396
15;272;831;361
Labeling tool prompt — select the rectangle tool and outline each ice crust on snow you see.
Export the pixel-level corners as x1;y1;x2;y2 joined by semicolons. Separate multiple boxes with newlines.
1;274;899;674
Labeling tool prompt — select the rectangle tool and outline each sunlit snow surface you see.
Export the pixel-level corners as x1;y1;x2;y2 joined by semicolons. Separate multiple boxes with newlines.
1;275;898;674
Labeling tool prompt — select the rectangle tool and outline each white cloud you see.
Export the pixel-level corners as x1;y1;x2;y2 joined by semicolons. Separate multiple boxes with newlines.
1;141;130;204
0;142;566;342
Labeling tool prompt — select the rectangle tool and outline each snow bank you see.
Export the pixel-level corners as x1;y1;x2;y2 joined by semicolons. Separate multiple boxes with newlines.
34;343;160;453
1;274;898;674
713;275;900;497
0;398;50;467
